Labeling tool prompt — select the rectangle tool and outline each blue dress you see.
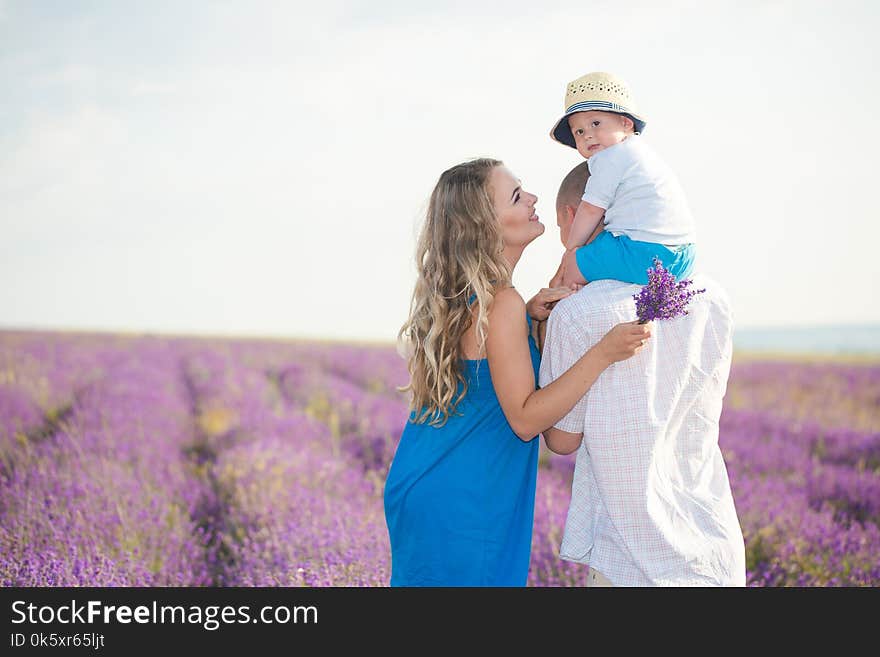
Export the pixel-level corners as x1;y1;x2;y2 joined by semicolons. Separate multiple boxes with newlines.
383;313;541;586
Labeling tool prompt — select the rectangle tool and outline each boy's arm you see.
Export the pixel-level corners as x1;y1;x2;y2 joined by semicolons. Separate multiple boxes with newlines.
565;200;606;251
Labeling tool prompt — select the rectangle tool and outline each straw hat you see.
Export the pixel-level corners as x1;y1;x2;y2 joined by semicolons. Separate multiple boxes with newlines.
549;72;647;149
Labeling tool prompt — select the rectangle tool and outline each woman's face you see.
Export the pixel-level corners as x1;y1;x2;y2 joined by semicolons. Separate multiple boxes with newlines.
490;165;544;248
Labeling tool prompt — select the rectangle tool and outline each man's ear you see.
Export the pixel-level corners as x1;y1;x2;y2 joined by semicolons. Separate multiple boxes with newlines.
565;204;577;226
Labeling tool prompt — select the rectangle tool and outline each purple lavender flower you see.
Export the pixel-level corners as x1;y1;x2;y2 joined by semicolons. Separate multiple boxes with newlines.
633;257;706;323
3;329;878;587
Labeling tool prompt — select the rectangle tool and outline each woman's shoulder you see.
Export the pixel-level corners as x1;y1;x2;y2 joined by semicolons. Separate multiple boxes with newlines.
488;286;527;328
490;286;525;312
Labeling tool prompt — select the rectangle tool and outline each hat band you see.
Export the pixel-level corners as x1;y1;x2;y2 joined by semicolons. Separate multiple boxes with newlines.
566;100;632;115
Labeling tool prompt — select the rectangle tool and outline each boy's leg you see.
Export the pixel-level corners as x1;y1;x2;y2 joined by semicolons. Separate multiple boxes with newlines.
575;232;696;286
561;248;588;288
561;222;604;288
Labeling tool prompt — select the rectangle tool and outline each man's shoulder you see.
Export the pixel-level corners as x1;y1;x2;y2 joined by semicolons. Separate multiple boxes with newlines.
551;275;732;323
688;274;733;316
552;280;640;323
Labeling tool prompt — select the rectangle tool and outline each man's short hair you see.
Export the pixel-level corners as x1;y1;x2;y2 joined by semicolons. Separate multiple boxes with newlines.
556;161;590;213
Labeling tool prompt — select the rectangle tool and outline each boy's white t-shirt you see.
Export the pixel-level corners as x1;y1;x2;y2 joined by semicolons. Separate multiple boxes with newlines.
582;134;696;246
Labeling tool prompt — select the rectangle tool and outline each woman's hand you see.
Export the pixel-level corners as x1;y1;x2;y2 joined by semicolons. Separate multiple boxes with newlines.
525;286;575;322
595;320;653;364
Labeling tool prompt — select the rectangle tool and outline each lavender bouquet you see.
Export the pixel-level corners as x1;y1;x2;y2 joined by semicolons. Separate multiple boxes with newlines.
633;257;706;323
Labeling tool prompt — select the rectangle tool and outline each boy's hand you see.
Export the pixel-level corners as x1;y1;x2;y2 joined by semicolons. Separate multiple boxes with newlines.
526;286;575;322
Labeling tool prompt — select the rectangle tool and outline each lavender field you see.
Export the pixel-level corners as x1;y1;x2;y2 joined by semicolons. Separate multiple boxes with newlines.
1;330;878;587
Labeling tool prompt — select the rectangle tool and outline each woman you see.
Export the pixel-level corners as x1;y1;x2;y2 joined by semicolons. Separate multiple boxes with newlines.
383;158;650;586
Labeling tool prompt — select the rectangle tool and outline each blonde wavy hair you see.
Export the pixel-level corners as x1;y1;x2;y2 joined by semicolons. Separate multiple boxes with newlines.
398;157;512;427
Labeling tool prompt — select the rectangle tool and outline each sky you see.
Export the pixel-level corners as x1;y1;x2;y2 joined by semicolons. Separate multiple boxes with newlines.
1;0;879;344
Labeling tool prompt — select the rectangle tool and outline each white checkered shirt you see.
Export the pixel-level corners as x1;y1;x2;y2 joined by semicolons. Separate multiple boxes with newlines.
538;276;746;586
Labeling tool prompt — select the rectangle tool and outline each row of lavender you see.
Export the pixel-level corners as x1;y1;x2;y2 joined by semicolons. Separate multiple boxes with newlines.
0;333;214;585
1;331;878;585
0;332;393;586
720;361;880;585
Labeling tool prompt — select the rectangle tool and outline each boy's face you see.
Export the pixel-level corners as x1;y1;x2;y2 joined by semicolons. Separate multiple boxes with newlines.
567;111;633;159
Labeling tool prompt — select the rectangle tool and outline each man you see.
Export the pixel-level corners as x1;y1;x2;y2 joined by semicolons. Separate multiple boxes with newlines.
539;161;746;587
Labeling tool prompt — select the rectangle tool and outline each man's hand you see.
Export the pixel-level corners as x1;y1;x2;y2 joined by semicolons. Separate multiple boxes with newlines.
525;286;575;322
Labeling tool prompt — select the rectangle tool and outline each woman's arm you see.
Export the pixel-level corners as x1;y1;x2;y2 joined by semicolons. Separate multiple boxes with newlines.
486;287;650;441
525;285;575;353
